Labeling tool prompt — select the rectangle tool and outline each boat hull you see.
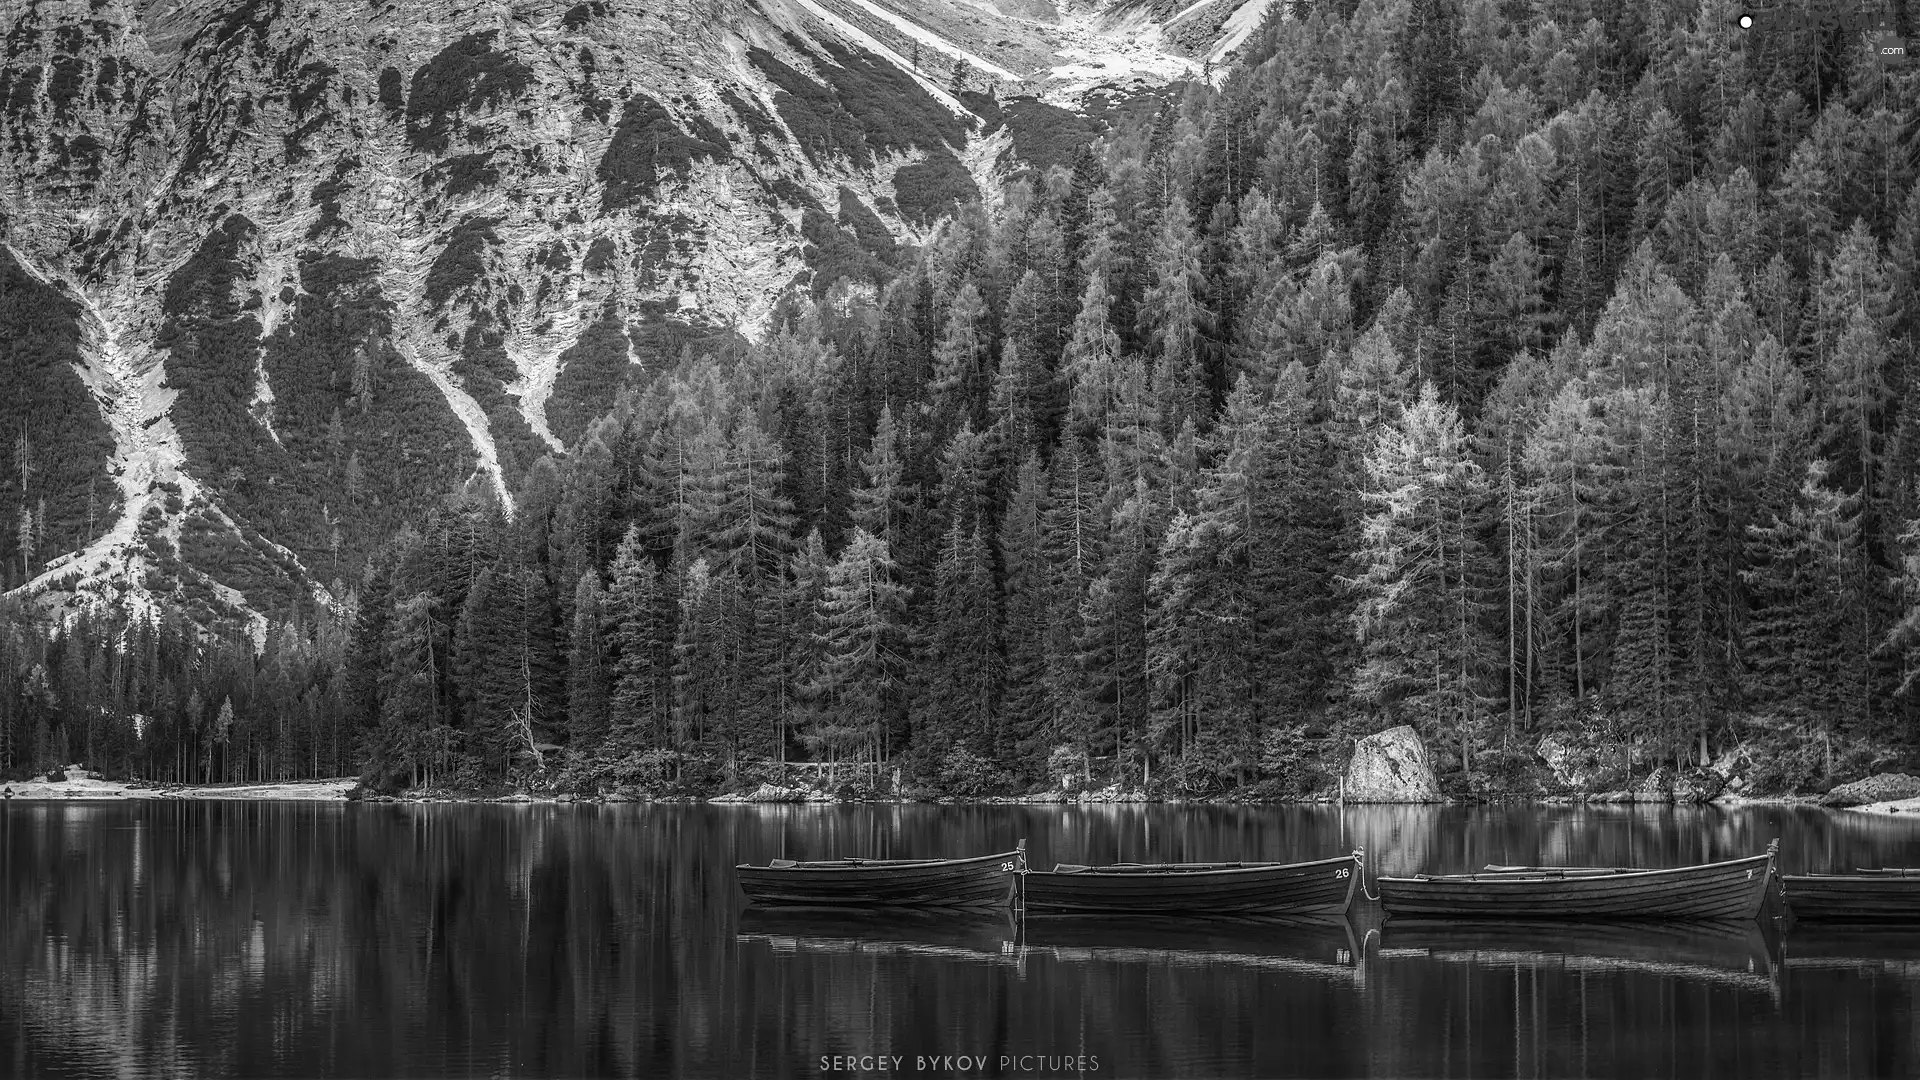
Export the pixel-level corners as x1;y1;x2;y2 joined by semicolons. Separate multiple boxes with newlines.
736;852;1021;909
1379;852;1777;921
1783;873;1920;922
1022;855;1359;915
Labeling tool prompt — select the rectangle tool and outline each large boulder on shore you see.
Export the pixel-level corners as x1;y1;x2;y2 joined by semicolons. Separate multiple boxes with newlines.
1535;735;1590;789
1342;726;1443;803
1672;767;1725;804
1822;773;1920;807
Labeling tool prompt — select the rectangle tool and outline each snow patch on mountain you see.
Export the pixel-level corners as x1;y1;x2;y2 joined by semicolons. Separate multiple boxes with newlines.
1206;0;1277;64
836;0;1023;80
784;0;979;116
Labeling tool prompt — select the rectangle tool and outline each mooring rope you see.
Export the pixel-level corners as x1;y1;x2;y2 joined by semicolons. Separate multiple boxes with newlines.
1355;848;1382;902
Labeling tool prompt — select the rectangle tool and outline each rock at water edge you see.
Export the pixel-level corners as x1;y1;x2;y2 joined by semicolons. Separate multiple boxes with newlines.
1342;726;1443;803
1822;773;1920;807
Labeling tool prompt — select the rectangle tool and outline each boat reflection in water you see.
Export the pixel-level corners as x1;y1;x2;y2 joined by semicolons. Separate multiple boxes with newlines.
1783;926;1920;978
736;906;1020;966
1014;914;1361;982
1376;918;1784;996
737;907;1363;980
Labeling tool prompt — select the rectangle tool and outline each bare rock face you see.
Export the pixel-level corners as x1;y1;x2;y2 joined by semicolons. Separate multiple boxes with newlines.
1822;773;1920;807
1342;726;1443;804
0;0;1267;632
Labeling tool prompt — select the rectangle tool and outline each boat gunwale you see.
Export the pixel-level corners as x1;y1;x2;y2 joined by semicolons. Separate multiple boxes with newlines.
735;850;1023;874
1784;869;1920;881
1381;850;1775;886
1026;853;1358;880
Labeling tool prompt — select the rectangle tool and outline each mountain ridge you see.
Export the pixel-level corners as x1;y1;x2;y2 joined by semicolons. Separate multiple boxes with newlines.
0;0;1276;635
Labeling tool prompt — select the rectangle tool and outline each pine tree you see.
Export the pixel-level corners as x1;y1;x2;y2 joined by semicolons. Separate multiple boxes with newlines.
998;452;1051;766
378;591;447;787
987;340;1036;466
1063;274;1124;438
605;526;672;751
1634;106;1691;243
937;423;992;536
1139;193;1211;434
930;279;991;427
850;404;910;547
1886;512;1920;698
1521;381;1618;706
672;558;739;772
809;529;912;772
458;564;564;777
1249;364;1349;729
1770;137;1839;273
1399;0;1462;145
912;521;1001;770
1819;305;1891;506
1331;322;1411;486
1740;461;1867;742
1479;231;1550;365
713;409;797;587
566;571;611;747
1041;434;1103;770
1073;479;1156;781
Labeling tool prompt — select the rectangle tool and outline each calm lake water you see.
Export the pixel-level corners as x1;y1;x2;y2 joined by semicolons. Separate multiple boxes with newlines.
5;801;1920;1078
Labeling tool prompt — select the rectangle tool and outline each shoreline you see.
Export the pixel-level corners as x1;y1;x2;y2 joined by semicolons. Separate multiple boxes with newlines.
1847;796;1920;815
1;775;357;801
209;788;1834;807
0;774;1880;810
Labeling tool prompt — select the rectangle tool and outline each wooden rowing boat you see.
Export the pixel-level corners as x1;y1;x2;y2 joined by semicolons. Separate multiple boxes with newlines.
735;842;1025;909
1377;841;1780;921
1020;851;1361;915
1782;868;1920;921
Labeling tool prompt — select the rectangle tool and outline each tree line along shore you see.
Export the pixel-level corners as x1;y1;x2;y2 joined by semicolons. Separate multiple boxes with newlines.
3;1;1920;803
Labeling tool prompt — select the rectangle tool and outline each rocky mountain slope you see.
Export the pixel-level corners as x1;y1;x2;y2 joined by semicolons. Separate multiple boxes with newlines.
0;0;1278;636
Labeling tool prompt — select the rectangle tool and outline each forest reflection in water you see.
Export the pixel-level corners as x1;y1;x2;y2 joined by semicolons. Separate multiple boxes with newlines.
4;801;1920;1078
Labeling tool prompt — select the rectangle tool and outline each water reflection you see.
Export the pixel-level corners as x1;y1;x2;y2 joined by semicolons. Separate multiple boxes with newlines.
1378;919;1783;993
1;801;1919;1077
738;907;1019;965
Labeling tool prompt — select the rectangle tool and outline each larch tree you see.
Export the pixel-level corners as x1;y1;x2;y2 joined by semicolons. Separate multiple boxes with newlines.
1347;383;1496;772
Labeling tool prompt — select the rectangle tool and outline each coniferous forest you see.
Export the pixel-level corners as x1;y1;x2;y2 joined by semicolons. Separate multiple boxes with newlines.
4;0;1920;799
